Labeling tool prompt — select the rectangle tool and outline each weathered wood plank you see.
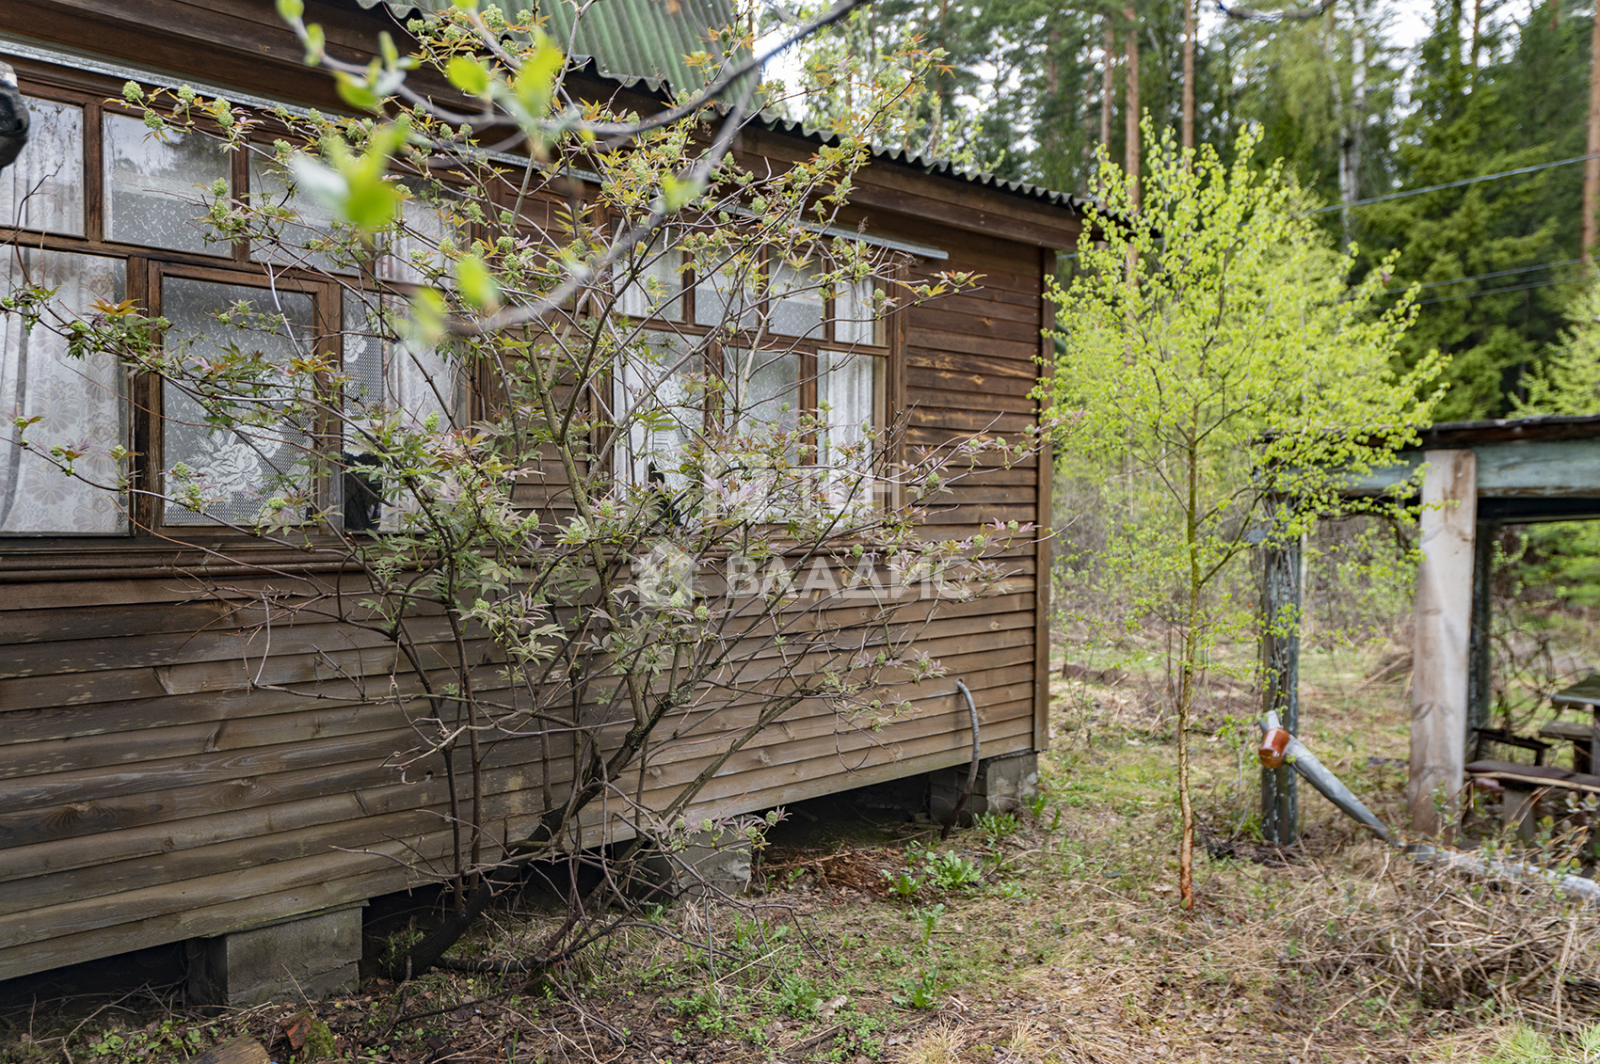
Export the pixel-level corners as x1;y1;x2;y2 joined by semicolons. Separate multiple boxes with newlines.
1409;450;1478;835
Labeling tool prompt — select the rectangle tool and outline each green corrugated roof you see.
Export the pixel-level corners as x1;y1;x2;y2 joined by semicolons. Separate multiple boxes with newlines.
356;0;738;96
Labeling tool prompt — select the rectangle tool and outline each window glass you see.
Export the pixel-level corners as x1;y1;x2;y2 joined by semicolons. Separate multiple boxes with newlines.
161;278;315;526
694;257;758;329
378;187;452;285
341;294;458;531
616;234;683;320
723;347;800;436
248;156;352;275
0;98;84;236
769;258;825;339
0;250;127;534
103;112;230;254
342;295;458;435
835;276;880;345
818;350;880;461
615;330;699;487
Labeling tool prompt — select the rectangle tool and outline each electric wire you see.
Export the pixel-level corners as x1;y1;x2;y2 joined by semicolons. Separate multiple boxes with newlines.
1310;153;1600;213
1376;258;1586;300
1409;274;1581;308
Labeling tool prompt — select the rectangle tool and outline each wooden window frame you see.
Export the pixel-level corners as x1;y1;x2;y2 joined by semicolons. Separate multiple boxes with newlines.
0;65;469;545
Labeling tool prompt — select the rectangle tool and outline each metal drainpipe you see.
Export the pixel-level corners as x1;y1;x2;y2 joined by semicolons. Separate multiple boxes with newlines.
941;680;980;840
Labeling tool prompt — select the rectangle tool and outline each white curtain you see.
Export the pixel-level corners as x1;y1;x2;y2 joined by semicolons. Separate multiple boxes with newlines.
102;113;229;255
0;97;83;236
161;278;315;526
0;250;127;534
617;330;698;489
819;349;881;509
248;156;350;276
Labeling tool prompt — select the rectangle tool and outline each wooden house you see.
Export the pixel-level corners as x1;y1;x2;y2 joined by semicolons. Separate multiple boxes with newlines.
0;0;1081;1000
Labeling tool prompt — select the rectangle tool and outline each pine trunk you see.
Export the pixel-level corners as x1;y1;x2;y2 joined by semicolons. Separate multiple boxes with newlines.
1124;5;1141;211
1182;0;1195;155
1586;5;1600;261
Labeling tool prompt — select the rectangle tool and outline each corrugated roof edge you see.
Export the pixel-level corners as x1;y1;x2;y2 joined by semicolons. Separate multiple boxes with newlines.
351;1;1085;214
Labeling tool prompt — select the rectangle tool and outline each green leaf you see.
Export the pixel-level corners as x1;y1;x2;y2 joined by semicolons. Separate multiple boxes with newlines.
343;176;400;230
446;56;491;97
334;72;380;112
659;174;704;213
513;32;564;118
455;253;499;310
275;0;304;19
303;22;326;64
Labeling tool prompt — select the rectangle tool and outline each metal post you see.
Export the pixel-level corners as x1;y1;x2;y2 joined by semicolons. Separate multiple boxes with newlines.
1467;520;1496;739
1261;532;1302;845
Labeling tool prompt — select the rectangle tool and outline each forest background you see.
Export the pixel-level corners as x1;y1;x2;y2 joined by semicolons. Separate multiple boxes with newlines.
765;0;1600;607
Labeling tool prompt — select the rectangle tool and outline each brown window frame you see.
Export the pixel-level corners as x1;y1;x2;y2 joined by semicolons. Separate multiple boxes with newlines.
0;68;466;543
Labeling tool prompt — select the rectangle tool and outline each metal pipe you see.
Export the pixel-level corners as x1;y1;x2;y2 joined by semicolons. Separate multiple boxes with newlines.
1255;712;1600;906
1261;710;1392;844
940;680;980;840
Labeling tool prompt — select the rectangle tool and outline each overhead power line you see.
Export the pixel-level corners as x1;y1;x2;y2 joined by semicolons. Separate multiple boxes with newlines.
1311;153;1600;214
1380;258;1586;298
1410;274;1583;308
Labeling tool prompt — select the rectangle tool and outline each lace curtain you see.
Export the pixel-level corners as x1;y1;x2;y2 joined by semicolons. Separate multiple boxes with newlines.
103;112;228;256
161;278;315;526
0;97;84;236
615;330;699;488
0;250;127;534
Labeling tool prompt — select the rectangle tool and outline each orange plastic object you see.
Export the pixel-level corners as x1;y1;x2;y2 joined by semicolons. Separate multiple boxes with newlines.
1258;727;1292;769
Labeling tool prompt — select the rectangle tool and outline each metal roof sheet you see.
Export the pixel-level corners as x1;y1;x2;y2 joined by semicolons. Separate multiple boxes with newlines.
355;0;735;94
354;0;1082;213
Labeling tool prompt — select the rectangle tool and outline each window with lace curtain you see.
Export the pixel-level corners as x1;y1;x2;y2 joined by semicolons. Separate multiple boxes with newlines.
609;230;891;505
0;74;457;537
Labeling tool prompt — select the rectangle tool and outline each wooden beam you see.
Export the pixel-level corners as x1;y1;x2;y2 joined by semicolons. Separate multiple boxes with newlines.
1260;527;1300;845
1033;246;1055;754
1410;450;1477;835
1345;439;1600;500
1467;519;1496;737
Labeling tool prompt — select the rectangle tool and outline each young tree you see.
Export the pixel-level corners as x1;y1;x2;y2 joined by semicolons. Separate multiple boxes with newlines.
1043;124;1439;909
0;0;1044;977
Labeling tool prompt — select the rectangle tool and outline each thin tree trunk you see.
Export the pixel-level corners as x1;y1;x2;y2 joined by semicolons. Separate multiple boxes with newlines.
1101;18;1116;152
1182;0;1196;155
1177;432;1199;912
1326;2;1355;250
1470;0;1484;69
1124;4;1141;212
1351;0;1367;226
1586;4;1600;262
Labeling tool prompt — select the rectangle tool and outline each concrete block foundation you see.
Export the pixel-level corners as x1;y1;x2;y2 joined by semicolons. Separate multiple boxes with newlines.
187;904;363;1007
929;751;1040;826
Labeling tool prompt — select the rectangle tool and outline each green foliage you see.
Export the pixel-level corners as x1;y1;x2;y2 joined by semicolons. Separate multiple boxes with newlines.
772;974;822;1019
1479;1023;1600;1064
973;810;1019;846
917;849;983;891
891;966;945;1009
880;868;922;899
1046;123;1434;902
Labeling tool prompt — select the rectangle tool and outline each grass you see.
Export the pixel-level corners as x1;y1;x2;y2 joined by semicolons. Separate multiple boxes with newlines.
6;638;1600;1062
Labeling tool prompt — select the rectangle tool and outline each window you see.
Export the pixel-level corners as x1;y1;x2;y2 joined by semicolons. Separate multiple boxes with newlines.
0;249;126;534
610;233;893;505
157;274;317;526
103;111;230;255
0;72;462;538
0;96;84;236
